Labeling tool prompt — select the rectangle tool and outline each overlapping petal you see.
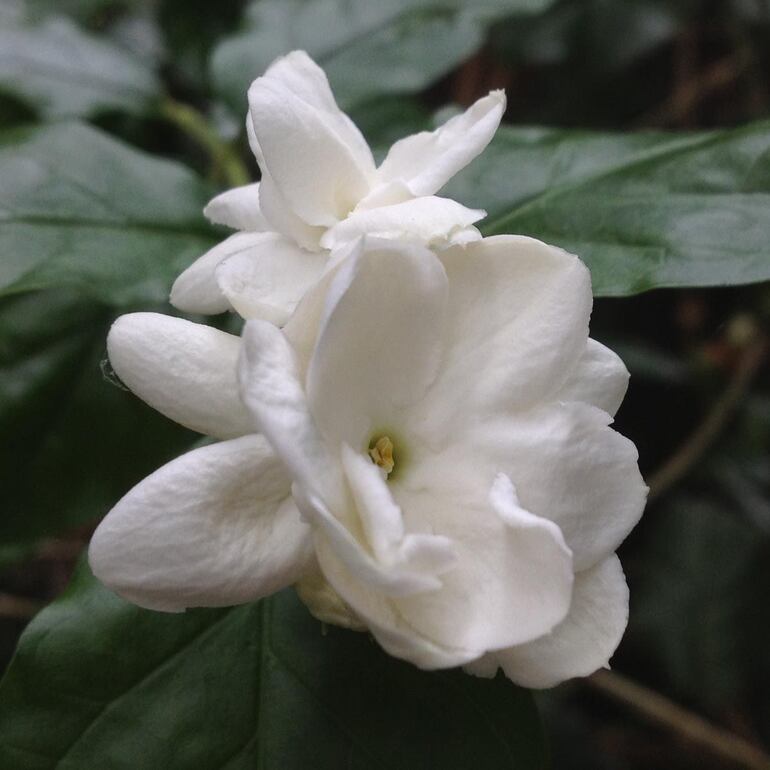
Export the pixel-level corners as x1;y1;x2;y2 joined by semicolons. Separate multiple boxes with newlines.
170;231;268;315
215;233;325;325
470;402;647;571
466;555;629;688
107;312;251;439
307;238;448;448
320;196;484;251
420;235;592;439
89;435;309;612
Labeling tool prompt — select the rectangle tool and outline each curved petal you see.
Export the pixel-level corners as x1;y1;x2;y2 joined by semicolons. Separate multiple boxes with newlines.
258;170;325;251
376;90;505;196
307;238;448;448
107;313;251;439
321;196;484;251
170;231;269;315
466;555;629;688
392;473;573;653
203;183;269;232
556;338;630;417
260;51;374;170
89;435;310;611
420;235;592;437
314;535;483;669
215;233;325;325
248;54;375;226
471;402;647;571
239;319;338;504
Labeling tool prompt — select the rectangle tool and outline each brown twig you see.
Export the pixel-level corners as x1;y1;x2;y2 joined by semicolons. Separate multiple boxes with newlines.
646;334;766;502
0;592;41;620
587;669;770;770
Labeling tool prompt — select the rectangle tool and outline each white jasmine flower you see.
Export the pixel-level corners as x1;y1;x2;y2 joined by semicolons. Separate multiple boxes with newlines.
170;50;505;325
90;235;647;687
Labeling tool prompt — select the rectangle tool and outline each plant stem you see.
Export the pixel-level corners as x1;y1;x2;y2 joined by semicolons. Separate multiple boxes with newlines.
159;98;250;188
646;334;766;502
587;670;770;770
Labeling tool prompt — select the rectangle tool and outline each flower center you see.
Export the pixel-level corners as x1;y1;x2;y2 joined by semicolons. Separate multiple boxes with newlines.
368;435;395;475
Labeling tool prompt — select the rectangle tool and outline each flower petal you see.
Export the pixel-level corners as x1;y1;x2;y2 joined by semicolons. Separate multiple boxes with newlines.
107;313;251;439
215;233;325;325
170;231;270;315
248;52;375;226
320;196;485;251
422;235;592;435
239;319;337;503
556;338;630;417
258;170;326;251
376;90;505;196
89;435;310;611
466;555;629;688
307;238;448;448
203;183;269;231
392;473;573;653
473;401;647;571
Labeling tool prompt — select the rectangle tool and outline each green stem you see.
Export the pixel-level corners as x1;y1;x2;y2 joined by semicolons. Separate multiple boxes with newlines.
159;98;250;188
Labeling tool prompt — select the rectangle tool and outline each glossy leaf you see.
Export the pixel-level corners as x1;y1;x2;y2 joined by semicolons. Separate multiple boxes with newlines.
0;122;218;306
210;0;553;112
0;565;547;770
0;11;160;119
442;122;770;294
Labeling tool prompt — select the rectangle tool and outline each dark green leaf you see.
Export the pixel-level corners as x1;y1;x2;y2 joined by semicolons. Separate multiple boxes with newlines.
0;290;197;550
0;565;547;769
0;10;160;119
210;0;554;113
442;122;770;294
0;122;219;306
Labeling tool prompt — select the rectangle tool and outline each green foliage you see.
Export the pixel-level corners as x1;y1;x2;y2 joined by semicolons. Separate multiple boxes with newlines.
0;122;218;306
211;0;555;112
0;564;547;769
444;123;770;294
0;8;160;119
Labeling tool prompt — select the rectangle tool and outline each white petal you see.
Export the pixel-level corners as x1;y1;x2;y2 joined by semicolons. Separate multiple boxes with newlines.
321;196;485;251
376;90;506;196
203;183;269;232
307;238;448;448
261;51;374;170
248;53;375;226
469;555;629;688
557;338;630;417
89;435;310;611
391;473;573;653
258;170;325;251
473;402;647;571
314;535;483;669
107;313;251;439
238;319;338;504
170;231;270;315
422;235;592;435
215;233;325;325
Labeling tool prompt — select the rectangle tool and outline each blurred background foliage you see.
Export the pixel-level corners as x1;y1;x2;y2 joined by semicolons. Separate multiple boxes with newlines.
0;0;769;767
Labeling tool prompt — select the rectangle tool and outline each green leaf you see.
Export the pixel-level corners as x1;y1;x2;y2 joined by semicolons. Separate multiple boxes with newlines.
442;122;770;294
0;9;161;119
0;565;547;770
0;122;219;306
210;0;554;113
0;290;197;551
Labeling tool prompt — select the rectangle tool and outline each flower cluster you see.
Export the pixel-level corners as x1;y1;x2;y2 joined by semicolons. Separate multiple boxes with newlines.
90;51;647;688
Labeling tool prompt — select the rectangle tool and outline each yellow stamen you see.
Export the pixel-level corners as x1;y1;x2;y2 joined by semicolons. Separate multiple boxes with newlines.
369;436;395;475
